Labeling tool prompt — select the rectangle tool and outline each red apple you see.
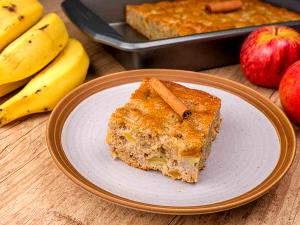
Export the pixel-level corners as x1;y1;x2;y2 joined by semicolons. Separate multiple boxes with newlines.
240;26;300;88
279;60;300;125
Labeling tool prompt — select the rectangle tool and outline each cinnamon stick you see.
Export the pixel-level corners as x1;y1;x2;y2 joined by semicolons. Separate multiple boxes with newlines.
149;78;192;119
205;0;242;14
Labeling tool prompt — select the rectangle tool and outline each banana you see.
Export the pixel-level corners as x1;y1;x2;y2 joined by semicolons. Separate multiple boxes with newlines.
0;77;30;97
0;13;69;85
0;38;90;126
0;0;43;51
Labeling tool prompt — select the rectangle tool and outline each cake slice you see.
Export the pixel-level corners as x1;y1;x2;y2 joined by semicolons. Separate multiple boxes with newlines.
106;78;221;183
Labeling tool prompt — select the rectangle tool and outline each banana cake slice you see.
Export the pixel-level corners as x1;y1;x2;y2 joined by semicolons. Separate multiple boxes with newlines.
106;79;221;183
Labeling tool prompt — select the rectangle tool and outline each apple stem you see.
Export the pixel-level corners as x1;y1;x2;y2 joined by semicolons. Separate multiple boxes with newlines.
275;27;278;36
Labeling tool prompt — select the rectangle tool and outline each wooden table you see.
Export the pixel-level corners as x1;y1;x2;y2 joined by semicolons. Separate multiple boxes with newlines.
0;1;299;224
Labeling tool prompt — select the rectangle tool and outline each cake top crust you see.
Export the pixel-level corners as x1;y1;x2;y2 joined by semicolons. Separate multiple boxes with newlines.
111;79;221;151
126;0;300;37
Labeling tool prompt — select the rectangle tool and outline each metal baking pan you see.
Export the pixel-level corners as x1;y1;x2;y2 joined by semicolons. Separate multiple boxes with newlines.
62;0;300;70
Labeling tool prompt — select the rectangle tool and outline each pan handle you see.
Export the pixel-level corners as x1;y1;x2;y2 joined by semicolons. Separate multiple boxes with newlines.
61;0;124;43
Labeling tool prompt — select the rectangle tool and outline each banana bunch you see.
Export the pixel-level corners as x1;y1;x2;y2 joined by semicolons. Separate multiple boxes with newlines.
0;1;90;126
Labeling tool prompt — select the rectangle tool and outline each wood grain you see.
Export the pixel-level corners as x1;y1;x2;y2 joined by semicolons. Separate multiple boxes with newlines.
0;0;299;224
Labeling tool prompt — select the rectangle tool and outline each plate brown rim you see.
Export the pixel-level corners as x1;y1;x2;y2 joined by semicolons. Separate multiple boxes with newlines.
46;69;296;215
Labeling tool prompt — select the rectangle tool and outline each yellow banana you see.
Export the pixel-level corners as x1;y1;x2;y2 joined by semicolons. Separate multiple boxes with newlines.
0;13;69;85
0;0;43;51
0;38;90;126
0;78;30;97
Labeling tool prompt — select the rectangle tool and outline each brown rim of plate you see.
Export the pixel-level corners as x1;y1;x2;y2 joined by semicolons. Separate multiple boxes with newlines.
46;69;296;215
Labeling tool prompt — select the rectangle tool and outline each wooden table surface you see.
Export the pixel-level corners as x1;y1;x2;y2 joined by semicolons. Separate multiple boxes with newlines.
0;1;299;224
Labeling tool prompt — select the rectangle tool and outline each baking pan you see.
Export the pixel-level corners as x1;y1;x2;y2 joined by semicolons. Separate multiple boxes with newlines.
62;0;300;70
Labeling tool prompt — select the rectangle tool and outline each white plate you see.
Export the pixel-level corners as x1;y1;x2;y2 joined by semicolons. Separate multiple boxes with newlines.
47;70;296;214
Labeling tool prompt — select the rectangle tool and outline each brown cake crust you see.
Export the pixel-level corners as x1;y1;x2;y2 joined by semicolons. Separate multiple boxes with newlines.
106;79;221;183
126;0;300;40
